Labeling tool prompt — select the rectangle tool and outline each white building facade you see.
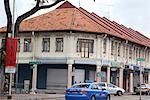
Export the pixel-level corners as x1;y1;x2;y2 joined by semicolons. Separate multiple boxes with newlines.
0;1;150;93
0;31;150;93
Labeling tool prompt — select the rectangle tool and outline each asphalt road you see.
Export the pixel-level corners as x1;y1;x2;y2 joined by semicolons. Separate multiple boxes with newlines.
45;95;150;100
1;94;150;100
111;95;150;100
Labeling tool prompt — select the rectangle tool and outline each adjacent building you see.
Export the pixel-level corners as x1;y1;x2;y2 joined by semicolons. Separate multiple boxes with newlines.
0;1;150;93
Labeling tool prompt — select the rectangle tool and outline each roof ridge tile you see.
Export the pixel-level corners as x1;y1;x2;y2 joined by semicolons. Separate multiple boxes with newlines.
56;1;76;9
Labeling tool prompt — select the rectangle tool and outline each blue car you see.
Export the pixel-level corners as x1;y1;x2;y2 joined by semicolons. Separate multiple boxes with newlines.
65;83;110;100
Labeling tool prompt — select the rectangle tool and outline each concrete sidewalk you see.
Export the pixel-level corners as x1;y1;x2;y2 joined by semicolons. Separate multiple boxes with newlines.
0;93;64;100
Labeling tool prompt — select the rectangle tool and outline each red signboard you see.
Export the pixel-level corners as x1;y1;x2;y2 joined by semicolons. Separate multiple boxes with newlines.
5;38;18;73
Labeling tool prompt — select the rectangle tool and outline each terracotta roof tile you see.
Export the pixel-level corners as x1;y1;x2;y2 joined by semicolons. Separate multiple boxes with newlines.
56;1;76;9
19;7;109;33
0;1;150;47
101;18;150;46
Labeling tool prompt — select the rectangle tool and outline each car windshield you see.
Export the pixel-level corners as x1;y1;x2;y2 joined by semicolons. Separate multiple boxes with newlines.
72;84;90;88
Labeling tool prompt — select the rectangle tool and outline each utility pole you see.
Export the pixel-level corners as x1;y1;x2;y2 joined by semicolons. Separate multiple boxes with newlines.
136;58;145;100
7;0;16;99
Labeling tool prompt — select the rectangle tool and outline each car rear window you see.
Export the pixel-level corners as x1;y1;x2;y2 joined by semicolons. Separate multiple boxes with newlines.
72;84;90;88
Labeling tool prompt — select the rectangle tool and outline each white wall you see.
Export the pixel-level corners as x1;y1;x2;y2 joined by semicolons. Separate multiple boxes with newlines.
0;32;149;67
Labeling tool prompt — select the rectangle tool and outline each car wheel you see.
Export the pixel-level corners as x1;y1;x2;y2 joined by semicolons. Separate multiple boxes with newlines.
106;95;110;100
91;96;96;100
117;91;122;96
146;91;150;95
136;92;140;95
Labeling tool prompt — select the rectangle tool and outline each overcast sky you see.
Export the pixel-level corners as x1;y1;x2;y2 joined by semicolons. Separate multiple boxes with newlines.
0;0;150;38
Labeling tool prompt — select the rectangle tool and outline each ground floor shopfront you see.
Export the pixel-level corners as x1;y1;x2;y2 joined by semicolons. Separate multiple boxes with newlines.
15;61;150;93
17;64;97;92
123;65;150;92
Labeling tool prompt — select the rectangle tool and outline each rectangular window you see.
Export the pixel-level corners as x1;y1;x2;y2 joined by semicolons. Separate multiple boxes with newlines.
77;39;94;58
118;43;121;56
88;40;94;53
103;38;107;54
123;45;126;57
42;38;50;52
81;43;89;58
114;42;117;56
126;45;128;59
23;38;32;52
142;50;145;58
129;46;132;59
138;49;140;58
147;51;150;63
77;40;80;52
56;38;63;52
111;41;114;55
136;48;138;59
145;50;148;62
111;41;116;55
133;47;135;59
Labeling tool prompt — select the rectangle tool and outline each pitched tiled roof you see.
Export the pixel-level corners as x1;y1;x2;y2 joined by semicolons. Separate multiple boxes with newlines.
101;17;150;46
79;8;125;39
0;2;109;34
0;1;150;47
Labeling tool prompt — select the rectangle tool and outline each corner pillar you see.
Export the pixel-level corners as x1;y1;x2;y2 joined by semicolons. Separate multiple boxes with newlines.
31;64;37;94
129;72;133;93
107;67;110;83
119;68;123;88
148;72;150;84
67;64;73;88
96;65;101;82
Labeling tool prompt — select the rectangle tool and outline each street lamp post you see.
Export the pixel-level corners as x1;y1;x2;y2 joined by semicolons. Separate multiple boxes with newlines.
136;58;145;100
139;62;142;100
15;41;20;93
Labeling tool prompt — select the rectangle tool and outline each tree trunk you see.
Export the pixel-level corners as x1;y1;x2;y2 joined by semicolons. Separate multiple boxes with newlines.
0;66;5;95
0;0;12;94
4;0;12;37
1;0;64;94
